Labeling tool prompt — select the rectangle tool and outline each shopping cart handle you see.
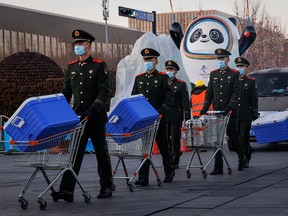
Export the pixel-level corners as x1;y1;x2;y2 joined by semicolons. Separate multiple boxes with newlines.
207;111;225;114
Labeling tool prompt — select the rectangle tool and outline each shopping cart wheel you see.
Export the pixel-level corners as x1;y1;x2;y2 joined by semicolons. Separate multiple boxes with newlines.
186;170;191;179
228;168;232;175
157;178;162;186
39;200;47;210
84;194;91;203
19;199;28;209
202;170;207;179
127;183;134;192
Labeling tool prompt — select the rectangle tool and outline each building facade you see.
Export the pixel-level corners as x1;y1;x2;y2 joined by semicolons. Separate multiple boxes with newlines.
128;10;234;35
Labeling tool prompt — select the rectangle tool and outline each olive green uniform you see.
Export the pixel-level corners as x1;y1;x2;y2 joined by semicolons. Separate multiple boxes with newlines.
60;56;113;192
236;75;258;162
167;78;190;167
132;69;174;180
203;66;243;171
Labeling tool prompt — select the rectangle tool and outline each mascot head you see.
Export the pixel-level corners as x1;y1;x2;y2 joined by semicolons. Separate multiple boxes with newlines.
180;15;240;84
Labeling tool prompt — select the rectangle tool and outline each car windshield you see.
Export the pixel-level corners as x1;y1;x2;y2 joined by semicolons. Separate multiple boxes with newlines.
249;72;288;96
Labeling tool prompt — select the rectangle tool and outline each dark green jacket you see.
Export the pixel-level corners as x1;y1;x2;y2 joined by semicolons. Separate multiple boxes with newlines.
62;56;110;123
203;66;240;114
168;78;191;122
236;75;258;120
131;69;173;121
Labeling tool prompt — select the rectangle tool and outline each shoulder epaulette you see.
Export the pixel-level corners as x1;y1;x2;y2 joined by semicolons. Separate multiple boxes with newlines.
69;59;78;65
93;58;103;63
247;76;255;80
211;69;218;73
136;72;145;77
177;79;184;83
231;68;239;73
158;71;167;76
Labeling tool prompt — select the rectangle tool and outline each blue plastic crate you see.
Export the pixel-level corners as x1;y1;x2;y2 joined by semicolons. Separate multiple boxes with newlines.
106;95;159;143
252;111;288;144
4;94;79;152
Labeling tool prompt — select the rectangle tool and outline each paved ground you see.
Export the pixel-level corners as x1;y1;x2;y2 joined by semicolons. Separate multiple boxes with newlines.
1;141;288;216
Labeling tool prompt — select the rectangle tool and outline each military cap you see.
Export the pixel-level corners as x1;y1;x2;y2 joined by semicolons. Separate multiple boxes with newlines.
141;48;160;59
165;60;180;71
215;48;231;57
235;57;250;67
72;29;95;43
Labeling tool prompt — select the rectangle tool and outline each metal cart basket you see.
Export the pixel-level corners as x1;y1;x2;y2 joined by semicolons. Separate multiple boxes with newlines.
182;111;232;179
10;120;90;210
106;117;162;192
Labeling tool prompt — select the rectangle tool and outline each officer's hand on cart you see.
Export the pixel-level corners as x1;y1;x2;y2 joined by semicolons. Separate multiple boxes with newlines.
80;109;93;121
200;107;208;115
224;107;233;116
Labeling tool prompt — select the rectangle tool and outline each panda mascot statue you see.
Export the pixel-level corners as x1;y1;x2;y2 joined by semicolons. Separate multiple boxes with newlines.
111;15;256;107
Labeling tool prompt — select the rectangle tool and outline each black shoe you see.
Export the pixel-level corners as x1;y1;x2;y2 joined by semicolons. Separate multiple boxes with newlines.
163;170;175;183
210;169;223;175
134;179;149;186
51;190;73;202
238;163;245;171
97;187;112;199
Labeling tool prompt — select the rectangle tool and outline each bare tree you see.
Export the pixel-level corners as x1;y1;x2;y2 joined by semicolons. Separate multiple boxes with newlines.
234;0;288;71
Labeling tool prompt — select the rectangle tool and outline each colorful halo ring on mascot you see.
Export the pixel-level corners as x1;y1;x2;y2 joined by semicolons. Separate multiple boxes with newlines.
181;16;234;60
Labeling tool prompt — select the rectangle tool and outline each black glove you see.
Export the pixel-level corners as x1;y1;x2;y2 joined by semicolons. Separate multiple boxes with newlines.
80;109;94;121
200;108;208;115
252;112;259;121
224;107;232;116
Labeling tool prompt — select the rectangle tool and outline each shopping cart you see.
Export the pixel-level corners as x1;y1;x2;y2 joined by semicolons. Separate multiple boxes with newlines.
9;119;91;210
106;117;162;192
182;111;232;179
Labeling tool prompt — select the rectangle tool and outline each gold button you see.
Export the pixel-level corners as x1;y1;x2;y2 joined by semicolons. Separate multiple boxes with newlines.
146;90;149;93
147;83;149;85
220;85;222;88
81;101;84;103
80;82;82;85
238;98;240;100
220;92;222;94
220;99;222;102
80;73;83;75
146;98;149;100
238;104;241;106
80;92;83;94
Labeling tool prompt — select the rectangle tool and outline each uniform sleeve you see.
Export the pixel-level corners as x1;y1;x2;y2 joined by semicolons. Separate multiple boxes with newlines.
203;78;213;109
159;75;173;113
228;73;241;110
62;66;72;103
251;80;258;116
181;82;191;120
131;76;138;95
91;62;110;110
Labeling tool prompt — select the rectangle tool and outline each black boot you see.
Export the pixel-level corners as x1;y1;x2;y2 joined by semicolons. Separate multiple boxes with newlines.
51;190;74;202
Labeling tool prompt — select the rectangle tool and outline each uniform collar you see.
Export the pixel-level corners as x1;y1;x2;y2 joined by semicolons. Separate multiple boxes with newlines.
145;69;157;78
78;55;93;66
220;66;229;74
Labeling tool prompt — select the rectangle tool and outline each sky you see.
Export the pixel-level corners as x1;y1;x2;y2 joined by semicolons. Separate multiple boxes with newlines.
0;0;287;30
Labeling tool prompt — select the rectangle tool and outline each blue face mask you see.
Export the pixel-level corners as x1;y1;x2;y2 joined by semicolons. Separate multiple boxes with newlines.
166;71;174;78
144;62;154;71
237;68;245;75
74;45;86;56
217;60;226;69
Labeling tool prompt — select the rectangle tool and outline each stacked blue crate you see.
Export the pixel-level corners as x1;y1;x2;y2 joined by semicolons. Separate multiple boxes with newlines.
106;94;159;144
4;94;79;152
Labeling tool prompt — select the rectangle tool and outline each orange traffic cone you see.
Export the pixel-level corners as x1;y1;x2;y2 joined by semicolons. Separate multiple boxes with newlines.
152;141;160;155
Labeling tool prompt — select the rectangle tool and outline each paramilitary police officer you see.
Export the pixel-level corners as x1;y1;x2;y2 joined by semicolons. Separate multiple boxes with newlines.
200;48;245;174
132;48;175;184
165;60;191;169
51;29;114;202
235;57;258;168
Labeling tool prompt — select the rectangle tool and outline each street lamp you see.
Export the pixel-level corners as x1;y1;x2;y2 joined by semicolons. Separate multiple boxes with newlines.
102;0;109;57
